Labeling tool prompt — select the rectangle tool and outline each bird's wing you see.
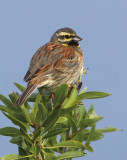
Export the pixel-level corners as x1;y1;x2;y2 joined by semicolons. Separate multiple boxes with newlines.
24;42;75;82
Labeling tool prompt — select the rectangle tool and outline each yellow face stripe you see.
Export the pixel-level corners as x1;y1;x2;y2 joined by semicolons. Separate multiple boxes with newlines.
56;32;75;36
62;44;69;46
58;38;72;42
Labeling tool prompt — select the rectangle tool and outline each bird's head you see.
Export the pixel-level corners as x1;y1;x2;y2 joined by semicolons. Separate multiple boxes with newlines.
50;27;82;47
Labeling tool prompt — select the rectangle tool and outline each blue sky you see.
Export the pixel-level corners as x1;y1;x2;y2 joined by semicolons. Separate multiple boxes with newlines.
0;0;127;159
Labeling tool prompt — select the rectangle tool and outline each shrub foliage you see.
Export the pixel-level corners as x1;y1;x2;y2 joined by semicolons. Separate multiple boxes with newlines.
0;83;119;160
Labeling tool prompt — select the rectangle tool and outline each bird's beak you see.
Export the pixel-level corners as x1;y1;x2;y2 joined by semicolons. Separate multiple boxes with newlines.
73;35;82;41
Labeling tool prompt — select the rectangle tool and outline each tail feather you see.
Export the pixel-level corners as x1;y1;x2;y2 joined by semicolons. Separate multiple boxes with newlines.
14;84;37;106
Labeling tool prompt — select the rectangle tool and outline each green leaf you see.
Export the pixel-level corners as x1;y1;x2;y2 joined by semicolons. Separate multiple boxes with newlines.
24;102;32;110
57;151;86;159
77;91;111;101
31;94;42;123
56;117;68;124
87;104;94;116
71;129;84;142
66;115;77;133
14;82;26;92
0;94;14;110
43;108;62;133
80;86;87;94
60;105;78;116
84;130;104;141
0;154;33;160
81;116;103;128
47;140;85;150
32;144;41;157
27;93;39;102
18;147;27;157
22;107;31;123
43;151;57;160
97;127;121;133
33;127;44;140
75;104;86;127
34;102;47;125
2;111;30;131
22;139;29;151
43;128;68;139
0;105;9;112
9;92;19;103
86;144;94;152
63;87;77;108
38;102;48;120
35;109;42;125
54;84;68;107
0;127;20;137
10;137;22;146
86;125;96;145
19;133;33;144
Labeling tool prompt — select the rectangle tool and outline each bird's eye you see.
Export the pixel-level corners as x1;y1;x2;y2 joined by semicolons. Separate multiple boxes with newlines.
65;35;70;39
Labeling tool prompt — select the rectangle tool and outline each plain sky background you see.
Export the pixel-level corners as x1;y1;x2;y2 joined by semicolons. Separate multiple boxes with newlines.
0;0;127;159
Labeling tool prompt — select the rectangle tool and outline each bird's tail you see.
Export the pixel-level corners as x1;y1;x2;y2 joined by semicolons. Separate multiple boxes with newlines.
14;84;37;106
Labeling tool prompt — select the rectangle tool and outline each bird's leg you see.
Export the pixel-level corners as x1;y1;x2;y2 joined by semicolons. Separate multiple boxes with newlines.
77;82;82;90
75;68;89;90
67;85;73;96
74;75;82;87
51;92;55;102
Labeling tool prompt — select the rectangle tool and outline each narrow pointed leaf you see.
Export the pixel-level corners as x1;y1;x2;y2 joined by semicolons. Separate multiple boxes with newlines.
80;87;87;94
2;112;30;131
48;140;85;150
43;152;57;160
31;94;42;122
27;93;39;102
87;104;94;116
0;154;33;160
81;116;103;127
0;105;9;112
10;137;22;146
9;92;19;103
38;102;48;120
14;82;26;92
57;151;86;159
43;128;68;139
43;108;61;132
32;144;41;157
54;84;68;107
77;91;111;101
96;127;121;133
76;105;86;127
64;87;77;108
71;129;84;142
33;127;44;140
60;105;78;116
34;102;47;125
0;94;14;110
86;144;94;152
22;107;31;123
18;147;27;156
0;127;20;137
56;117;68;124
84;130;104;141
66;115;77;133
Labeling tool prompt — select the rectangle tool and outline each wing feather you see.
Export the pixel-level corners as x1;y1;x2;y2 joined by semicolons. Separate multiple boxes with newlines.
24;42;75;82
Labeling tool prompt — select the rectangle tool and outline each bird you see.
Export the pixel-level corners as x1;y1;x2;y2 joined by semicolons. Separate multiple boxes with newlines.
15;27;84;106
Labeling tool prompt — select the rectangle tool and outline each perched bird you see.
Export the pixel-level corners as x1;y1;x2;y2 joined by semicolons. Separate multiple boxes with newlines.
15;27;84;106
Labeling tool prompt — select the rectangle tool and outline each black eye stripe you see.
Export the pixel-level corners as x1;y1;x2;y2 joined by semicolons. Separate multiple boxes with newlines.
59;35;75;39
65;35;70;39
